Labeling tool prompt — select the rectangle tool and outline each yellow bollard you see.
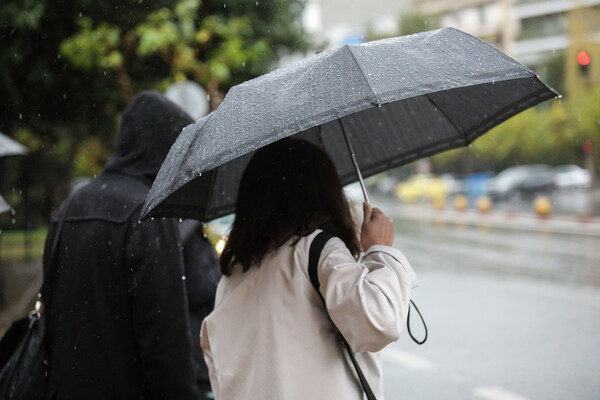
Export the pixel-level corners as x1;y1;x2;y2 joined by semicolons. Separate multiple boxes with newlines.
432;196;446;209
453;195;468;211
533;196;552;217
476;195;492;213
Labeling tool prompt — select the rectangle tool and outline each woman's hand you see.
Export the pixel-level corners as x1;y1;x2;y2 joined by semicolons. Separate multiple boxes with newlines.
361;202;395;250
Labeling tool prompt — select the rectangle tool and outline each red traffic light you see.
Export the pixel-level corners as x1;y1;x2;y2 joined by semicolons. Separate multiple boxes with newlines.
577;50;591;66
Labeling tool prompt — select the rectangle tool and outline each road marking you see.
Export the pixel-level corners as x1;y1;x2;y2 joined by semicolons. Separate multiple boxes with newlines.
381;348;435;371
473;386;532;400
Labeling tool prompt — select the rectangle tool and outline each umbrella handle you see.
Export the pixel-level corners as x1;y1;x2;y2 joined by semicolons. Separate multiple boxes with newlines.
339;119;370;204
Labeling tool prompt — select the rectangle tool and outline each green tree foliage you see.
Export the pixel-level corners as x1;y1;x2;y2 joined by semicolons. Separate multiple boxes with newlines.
58;0;296;103
541;52;566;96
398;8;439;36
0;0;308;225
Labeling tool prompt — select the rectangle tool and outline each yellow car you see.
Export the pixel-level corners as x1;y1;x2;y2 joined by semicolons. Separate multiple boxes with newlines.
394;174;448;203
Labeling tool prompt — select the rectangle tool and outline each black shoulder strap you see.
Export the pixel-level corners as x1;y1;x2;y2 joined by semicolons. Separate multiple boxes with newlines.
308;230;377;400
308;230;333;299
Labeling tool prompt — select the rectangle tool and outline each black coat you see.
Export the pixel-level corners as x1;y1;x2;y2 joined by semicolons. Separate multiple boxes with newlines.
178;220;221;385
42;92;200;400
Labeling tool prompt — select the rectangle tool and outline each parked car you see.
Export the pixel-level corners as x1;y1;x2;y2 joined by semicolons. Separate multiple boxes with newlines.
485;164;555;199
553;164;592;189
394;173;448;202
439;173;466;196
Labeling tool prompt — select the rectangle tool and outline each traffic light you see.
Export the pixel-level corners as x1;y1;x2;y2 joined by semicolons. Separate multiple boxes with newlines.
577;50;591;75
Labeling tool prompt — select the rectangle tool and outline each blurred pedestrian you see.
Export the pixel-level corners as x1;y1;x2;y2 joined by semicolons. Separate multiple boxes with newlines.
178;219;221;399
42;91;200;400
201;138;418;399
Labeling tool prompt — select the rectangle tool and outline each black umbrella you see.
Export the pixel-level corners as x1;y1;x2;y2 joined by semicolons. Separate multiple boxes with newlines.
0;133;28;215
142;28;558;221
0;133;28;158
0;194;12;214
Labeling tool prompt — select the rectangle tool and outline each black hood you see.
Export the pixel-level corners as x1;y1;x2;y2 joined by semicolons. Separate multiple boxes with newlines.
103;91;194;186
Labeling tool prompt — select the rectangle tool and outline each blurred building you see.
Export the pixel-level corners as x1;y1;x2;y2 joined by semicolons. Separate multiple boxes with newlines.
298;0;599;92
302;0;413;48
417;0;600;72
417;0;510;48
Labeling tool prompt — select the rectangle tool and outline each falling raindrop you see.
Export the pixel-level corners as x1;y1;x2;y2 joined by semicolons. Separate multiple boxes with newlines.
223;3;226;8
178;217;183;223
19;113;22;119
182;276;186;281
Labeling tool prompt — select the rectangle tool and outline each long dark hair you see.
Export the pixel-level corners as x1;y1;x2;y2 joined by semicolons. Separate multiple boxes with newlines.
220;138;361;275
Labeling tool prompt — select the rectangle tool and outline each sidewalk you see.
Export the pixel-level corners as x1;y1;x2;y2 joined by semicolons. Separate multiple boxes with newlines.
0;260;42;331
371;195;600;237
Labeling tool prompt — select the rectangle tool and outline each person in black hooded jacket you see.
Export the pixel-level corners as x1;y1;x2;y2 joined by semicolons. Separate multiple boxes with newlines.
41;91;201;400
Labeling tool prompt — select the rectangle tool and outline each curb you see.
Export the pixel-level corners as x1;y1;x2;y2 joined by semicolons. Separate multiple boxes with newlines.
370;196;600;237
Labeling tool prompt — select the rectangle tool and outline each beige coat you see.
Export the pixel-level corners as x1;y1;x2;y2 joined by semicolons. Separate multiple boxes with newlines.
201;230;418;399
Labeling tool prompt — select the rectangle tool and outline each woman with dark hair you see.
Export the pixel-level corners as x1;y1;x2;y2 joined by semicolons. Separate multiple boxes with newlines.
201;138;417;399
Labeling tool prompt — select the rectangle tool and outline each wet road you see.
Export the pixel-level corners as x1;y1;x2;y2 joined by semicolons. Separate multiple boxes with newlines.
375;198;600;400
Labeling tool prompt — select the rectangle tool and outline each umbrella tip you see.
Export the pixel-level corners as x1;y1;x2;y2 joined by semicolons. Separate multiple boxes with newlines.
139;206;151;222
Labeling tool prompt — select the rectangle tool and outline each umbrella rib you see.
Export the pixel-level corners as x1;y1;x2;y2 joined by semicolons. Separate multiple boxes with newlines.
202;169;219;222
424;94;471;146
345;46;381;106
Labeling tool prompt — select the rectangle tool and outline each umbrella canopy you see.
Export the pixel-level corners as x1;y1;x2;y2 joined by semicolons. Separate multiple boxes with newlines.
0;194;13;215
0;133;27;214
0;132;28;158
142;27;558;221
